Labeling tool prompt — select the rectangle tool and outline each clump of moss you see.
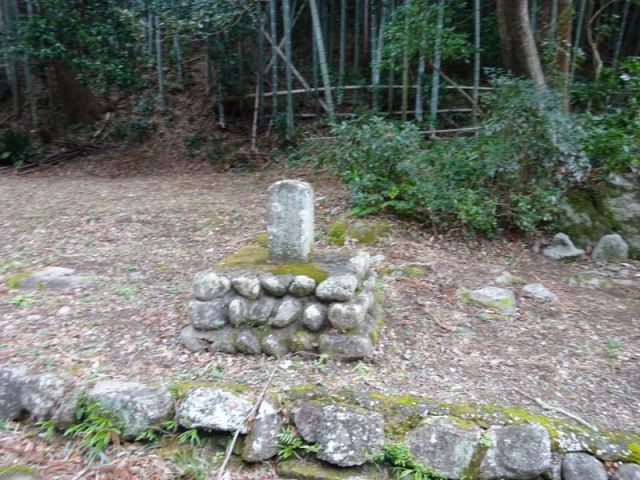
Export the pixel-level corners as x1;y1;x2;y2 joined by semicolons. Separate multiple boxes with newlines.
623;443;640;464
0;465;36;475
4;272;29;289
253;232;268;247
270;263;329;283
327;221;349;246
326;218;392;246
218;245;270;266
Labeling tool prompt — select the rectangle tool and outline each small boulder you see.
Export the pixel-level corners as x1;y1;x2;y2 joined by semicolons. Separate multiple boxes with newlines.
235;329;262;355
347;252;371;281
592;234;629;263
188;298;229;330
261;333;290;357
406;417;482;479
289;275;317;297
328;301;367;330
249;296;279;325
479;424;551;480
20;373;66;420
0;365;28;420
87;381;174;439
269;296;303;328
562;453;607;480
292;401;384;467
17;267;93;290
318;333;373;360
206;327;237;354
228;297;250;327
176;387;252;433
543;233;585;261
232;276;261;299
614;464;640;480
288;330;318;352
302;303;327;332
260;274;292;297
465;287;517;315
193;272;231;300
316;275;359;302
242;400;283;462
522;283;558;302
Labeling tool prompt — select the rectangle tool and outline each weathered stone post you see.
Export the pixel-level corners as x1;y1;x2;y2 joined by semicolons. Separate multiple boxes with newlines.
267;180;314;262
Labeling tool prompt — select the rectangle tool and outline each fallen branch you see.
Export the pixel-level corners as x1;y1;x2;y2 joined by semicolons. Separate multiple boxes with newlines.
416;299;452;332
513;387;599;432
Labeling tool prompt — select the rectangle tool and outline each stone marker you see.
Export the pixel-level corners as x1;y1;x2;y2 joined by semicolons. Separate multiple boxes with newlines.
267;180;314;262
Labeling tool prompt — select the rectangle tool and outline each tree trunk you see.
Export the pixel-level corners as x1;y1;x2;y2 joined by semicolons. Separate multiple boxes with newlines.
155;14;166;111
429;0;444;136
282;0;294;138
309;0;335;122
338;0;346;104
269;0;278;124
473;0;481;122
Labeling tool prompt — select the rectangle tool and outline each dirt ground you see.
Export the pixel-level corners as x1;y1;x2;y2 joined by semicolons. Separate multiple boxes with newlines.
0;152;638;478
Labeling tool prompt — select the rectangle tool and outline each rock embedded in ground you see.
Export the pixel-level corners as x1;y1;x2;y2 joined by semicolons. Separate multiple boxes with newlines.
206;327;237;353
0;365;28;420
405;416;482;479
522;283;558;302
269;296;303;328
261;333;290;357
465;286;517;315
235;329;262;354
288;330;318;352
318;333;373;360
176;387;252;433
56;306;73;317
561;453;607;480
543;233;585;261
193;271;231;300
316;275;359;302
242;399;283;462
479;424;552;480
231;275;261;300
20;373;66;420
614;464;640;480
592;234;629;263
16;266;93;290
267;180;315;262
188;298;229;330
292;401;384;467
302;302;327;331
87;380;174;439
495;271;526;286
260;274;292;297
289;275;317;297
328;301;367;330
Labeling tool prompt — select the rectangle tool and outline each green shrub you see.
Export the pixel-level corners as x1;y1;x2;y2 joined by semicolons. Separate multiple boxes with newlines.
374;443;445;480
0;129;35;167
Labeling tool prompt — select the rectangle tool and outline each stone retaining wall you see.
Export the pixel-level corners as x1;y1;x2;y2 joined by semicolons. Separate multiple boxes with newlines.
1;363;639;480
181;250;383;360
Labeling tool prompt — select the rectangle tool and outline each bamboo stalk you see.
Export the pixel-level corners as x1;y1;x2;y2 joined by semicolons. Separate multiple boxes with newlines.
282;0;294;138
309;0;335;122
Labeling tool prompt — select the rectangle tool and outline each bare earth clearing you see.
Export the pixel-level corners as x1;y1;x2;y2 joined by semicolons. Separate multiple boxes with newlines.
0;154;638;478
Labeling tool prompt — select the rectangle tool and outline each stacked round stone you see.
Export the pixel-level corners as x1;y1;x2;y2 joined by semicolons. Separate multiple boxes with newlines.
181;251;380;360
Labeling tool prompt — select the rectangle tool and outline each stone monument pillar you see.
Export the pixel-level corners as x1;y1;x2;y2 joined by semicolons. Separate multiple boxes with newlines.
267;180;314;263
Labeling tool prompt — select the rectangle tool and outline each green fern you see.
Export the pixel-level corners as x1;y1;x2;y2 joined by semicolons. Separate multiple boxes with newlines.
374;444;445;480
64;400;121;460
178;428;204;447
276;426;320;460
36;419;56;442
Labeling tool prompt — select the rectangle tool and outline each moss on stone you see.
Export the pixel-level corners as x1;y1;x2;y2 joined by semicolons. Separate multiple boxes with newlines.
218;245;270;267
326;218;392;246
4;272;28;289
253;232;268;247
625;443;640;464
270;263;328;283
168;380;251;399
277;458;385;480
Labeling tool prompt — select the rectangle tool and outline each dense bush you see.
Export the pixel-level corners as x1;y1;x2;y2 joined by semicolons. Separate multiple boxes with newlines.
302;78;591;236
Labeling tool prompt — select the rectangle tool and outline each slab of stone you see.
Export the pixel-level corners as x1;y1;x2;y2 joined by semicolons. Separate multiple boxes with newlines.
277;459;387;480
193;271;231;300
466;286;517;315
188;298;229;330
479;424;552;480
328;301;367;330
318;333;373;361
87;381;173;439
522;283;558;302
242;400;283;462
260;274;292;297
20;373;66;420
302;303;327;331
292;401;384;467
543;233;585;261
17;267;92;290
176;387;252;433
289;275;317;297
269;296;303;328
231;276;261;300
316;275;359;302
0;365;27;420
614;464;640;480
406;416;482;479
592;234;629;263
562;453;607;480
267;180;315;262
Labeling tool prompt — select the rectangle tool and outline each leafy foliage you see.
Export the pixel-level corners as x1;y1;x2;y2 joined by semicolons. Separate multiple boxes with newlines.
0;130;35;167
374;443;445;480
276;426;320;460
64;399;121;460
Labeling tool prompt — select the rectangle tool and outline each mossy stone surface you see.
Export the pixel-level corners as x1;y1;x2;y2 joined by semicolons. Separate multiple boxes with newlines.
4;272;29;289
326;218;392;246
277;458;389;480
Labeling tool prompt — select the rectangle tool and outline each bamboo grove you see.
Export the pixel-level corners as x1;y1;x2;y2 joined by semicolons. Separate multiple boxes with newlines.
0;0;639;139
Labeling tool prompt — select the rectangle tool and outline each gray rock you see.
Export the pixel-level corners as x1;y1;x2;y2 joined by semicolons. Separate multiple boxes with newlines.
188;298;228;330
302;303;327;331
232;276;261;300
228;297;250;327
0;365;27;420
495;271;526;286
292;401;384;467
242;400;283;462
316;275;359;302
87;381;173;439
592;234;629;263
56;306;73;317
561;453;606;480
250;296;279;324
193;271;231;300
543;233;585;261
328;301;367;330
267;180;315;262
269;296;303;328
347;252;371;281
614;464;640;480
180;325;206;352
0;472;42;480
288;330;318;352
51;388;83;430
206;327;237;354
466;286;517;315
261;333;290;357
546;453;562;480
17;267;92;290
289;275;317;297
260;274;292;297
20;374;66;420
176;387;252;433
406;416;482;479
235;329;262;355
479;424;551;480
318;333;373;360
522;283;558;302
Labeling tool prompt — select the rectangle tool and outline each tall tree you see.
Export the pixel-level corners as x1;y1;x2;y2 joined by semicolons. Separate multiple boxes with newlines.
309;0;335;122
282;0;294;138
